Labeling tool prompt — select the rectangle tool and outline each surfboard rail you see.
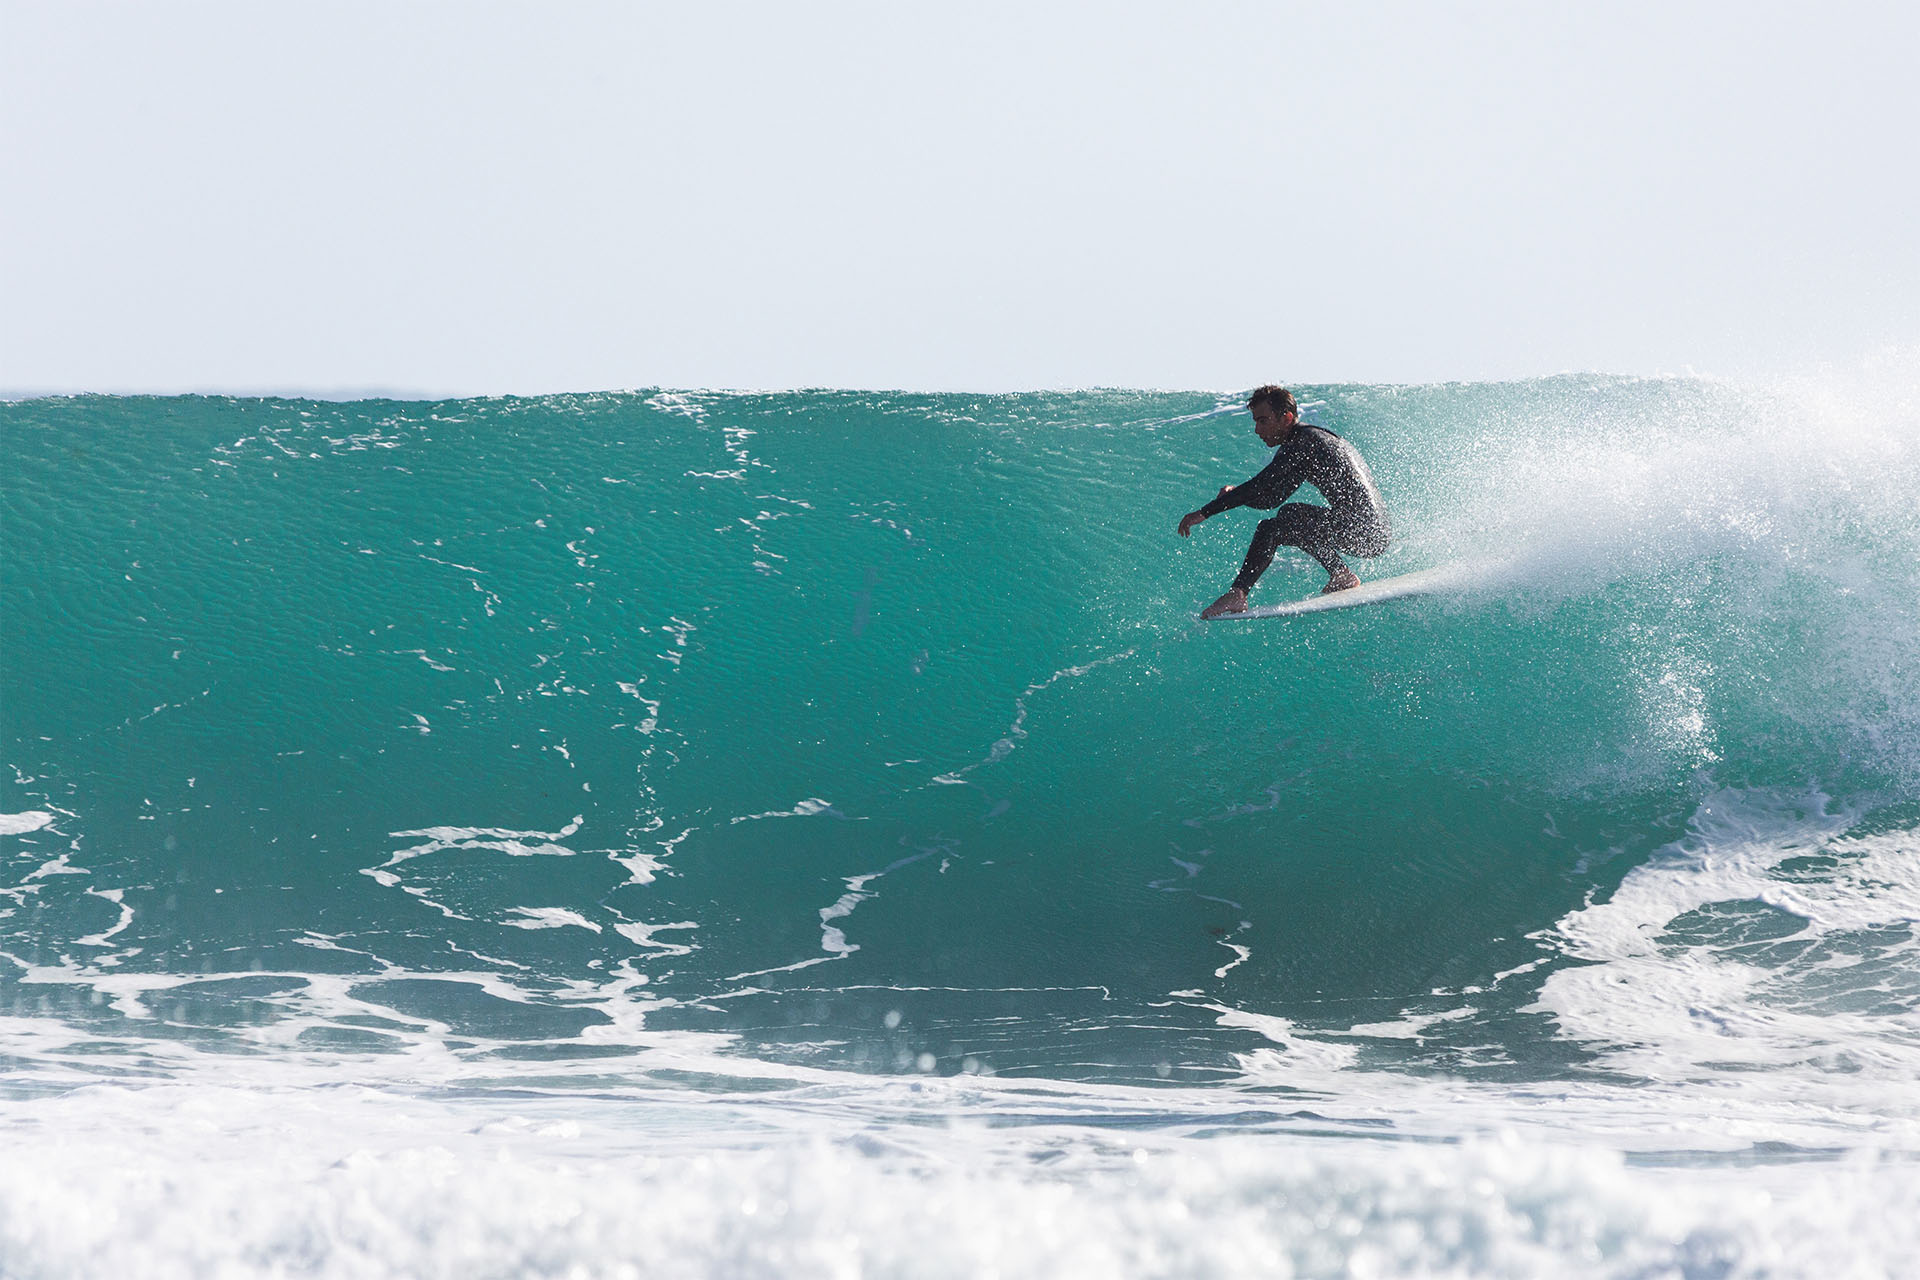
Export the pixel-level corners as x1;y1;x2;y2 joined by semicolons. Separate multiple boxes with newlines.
1201;562;1474;620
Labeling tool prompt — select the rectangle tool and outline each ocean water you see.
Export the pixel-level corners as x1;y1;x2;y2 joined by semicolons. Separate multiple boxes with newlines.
3;370;1918;1278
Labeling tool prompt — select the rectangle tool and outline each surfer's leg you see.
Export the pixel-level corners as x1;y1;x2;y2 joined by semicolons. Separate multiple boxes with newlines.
1314;516;1391;593
1232;505;1351;593
1335;516;1391;560
1229;518;1285;592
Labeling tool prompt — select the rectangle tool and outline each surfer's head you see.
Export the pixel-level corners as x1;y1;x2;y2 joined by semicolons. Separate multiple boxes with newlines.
1248;385;1298;445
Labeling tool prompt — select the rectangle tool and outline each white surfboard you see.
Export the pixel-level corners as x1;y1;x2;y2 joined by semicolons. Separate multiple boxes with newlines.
1202;563;1469;621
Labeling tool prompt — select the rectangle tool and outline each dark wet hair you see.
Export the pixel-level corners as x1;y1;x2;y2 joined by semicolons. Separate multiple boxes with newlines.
1247;385;1297;418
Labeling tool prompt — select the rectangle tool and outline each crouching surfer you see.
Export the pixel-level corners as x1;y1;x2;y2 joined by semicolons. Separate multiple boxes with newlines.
1178;385;1392;619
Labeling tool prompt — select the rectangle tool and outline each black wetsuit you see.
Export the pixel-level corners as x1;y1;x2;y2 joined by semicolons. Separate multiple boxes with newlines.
1199;425;1391;592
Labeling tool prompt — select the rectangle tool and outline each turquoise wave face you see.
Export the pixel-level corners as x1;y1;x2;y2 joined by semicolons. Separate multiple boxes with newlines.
4;380;1917;1080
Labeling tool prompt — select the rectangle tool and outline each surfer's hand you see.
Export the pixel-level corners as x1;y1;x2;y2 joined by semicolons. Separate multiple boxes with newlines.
1178;510;1205;537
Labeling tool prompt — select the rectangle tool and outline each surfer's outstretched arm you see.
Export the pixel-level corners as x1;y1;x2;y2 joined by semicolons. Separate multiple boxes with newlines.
1179;452;1305;536
1178;484;1235;537
1210;453;1305;514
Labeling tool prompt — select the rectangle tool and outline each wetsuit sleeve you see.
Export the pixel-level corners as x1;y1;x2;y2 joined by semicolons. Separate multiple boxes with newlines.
1197;449;1304;517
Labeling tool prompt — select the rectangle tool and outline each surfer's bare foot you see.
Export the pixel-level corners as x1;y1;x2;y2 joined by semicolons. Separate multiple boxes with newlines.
1201;588;1248;619
1320;568;1361;594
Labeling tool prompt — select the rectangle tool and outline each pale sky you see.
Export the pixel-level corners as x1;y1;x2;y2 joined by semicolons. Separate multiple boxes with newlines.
4;2;1916;395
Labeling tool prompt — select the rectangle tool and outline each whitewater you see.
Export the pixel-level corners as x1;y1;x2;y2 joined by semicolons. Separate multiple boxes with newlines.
3;366;1918;1278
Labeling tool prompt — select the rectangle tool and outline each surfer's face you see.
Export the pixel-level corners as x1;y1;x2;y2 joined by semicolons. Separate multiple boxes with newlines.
1252;405;1295;446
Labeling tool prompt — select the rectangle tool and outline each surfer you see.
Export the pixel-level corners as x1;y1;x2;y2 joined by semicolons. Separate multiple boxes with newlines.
1178;386;1391;619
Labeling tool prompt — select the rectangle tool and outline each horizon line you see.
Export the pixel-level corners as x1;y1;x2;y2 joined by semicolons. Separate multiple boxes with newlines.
1;369;1702;404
